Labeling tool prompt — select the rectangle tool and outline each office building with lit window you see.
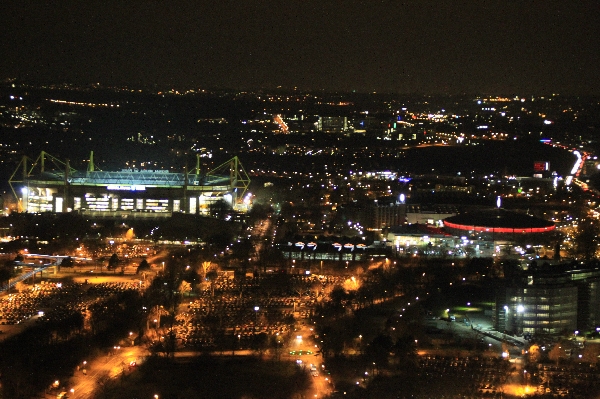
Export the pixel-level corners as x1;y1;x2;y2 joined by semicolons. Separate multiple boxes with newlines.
493;264;600;336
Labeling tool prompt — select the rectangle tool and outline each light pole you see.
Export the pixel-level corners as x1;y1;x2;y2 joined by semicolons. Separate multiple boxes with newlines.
275;333;282;361
254;306;260;335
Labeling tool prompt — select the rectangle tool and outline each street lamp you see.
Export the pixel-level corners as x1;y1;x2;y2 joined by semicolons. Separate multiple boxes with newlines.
254;306;260;333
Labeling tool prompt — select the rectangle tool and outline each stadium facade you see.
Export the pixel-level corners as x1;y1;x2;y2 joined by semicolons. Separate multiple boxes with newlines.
9;152;250;217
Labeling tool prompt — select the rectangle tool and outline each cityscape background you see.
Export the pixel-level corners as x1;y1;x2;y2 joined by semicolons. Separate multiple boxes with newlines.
1;2;600;398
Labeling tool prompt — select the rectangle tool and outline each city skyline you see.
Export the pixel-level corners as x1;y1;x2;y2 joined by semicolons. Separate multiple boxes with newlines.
1;0;599;94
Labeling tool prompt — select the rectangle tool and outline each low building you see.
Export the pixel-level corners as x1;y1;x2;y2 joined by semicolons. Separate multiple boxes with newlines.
386;224;456;256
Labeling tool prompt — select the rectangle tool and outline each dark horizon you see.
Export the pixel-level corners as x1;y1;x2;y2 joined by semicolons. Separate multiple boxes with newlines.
1;1;599;95
5;78;600;99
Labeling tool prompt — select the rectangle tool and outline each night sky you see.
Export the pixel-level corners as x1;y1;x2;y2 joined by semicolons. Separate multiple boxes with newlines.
1;1;599;94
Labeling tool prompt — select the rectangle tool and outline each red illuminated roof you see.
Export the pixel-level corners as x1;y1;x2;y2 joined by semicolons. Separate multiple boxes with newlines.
443;220;555;234
443;209;555;234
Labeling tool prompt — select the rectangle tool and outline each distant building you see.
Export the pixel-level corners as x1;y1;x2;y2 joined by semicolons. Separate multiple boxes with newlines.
406;204;458;226
386;224;456;256
364;198;406;230
316;117;348;133
335;197;405;231
434;183;472;194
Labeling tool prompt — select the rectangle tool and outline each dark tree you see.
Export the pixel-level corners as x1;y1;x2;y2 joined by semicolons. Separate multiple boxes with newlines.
0;267;12;286
136;259;151;274
365;333;394;368
209;198;232;218
108;253;120;270
574;219;599;261
61;256;74;268
182;268;200;286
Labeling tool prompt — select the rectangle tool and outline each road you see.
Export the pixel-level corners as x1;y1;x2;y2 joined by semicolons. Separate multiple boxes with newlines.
291;321;334;398
66;345;149;399
249;217;273;262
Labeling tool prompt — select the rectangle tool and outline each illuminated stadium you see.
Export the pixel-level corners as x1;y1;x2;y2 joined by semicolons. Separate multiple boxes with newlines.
9;151;250;217
443;209;555;240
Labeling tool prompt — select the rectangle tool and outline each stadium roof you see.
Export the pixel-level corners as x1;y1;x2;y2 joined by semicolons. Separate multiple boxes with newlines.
10;151;249;196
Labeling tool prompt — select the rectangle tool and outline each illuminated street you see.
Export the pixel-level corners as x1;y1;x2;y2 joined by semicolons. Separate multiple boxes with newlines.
66;346;149;399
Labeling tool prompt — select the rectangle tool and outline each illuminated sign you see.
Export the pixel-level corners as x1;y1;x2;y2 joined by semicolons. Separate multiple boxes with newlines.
106;185;146;191
533;161;549;172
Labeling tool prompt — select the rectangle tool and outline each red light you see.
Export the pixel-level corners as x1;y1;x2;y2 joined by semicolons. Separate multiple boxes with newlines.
443;221;555;234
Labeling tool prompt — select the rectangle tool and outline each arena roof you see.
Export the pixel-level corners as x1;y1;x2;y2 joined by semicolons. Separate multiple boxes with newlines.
443;209;555;234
